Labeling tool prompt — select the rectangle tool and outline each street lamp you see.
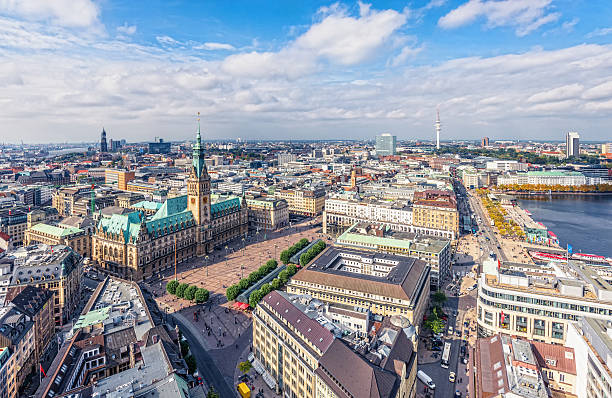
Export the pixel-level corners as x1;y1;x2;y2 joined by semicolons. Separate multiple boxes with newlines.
205;255;209;277
225;245;229;267
274;244;278;260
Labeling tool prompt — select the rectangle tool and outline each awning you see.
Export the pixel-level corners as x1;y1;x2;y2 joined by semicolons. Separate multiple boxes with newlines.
238;302;249;310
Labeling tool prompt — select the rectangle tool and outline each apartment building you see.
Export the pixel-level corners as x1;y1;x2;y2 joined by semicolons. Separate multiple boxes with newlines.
477;260;612;345
335;223;451;289
0;307;35;394
253;291;418;398
0;208;28;247
287;247;430;328
246;197;289;231
274;188;325;216
497;171;587;186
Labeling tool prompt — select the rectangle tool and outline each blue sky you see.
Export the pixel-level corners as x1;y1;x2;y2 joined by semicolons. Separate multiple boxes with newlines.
1;0;612;143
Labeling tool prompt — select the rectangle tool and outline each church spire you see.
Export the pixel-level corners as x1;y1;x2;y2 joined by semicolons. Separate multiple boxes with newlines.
192;112;206;178
196;112;201;145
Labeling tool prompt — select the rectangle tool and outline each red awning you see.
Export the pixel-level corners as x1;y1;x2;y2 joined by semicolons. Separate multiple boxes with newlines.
238;302;249;310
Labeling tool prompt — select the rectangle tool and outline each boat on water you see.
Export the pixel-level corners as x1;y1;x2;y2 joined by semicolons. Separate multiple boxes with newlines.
530;251;567;263
572;252;612;265
524;209;532;216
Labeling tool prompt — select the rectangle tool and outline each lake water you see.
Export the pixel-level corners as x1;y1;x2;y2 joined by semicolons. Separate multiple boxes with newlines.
517;195;612;258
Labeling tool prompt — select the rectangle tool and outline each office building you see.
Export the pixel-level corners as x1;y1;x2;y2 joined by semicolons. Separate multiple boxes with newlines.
481;136;489;147
476;259;612;345
287;246;430;326
601;143;612;155
148;138;171;154
274;188;325;216
475;334;576;398
246;196;289;231
277;152;297;166
0;307;35;394
566;131;580;158
104;169;135;190
1;244;82;326
497;171;587;187
253;291;418;398
376;133;396;157
411;190;459;239
52;186;94;217
0;347;15;398
335;222;451;288
100;128;108;152
24;221;92;258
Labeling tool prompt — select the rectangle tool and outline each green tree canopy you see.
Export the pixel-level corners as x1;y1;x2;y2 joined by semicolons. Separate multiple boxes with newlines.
195;288;209;303
166;280;179;295
176;283;189;298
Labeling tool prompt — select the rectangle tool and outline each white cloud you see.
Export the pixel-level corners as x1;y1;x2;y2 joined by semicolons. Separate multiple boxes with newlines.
116;23;136;35
221;3;408;79
0;0;100;28
389;45;424;67
438;0;559;36
586;27;612;38
156;35;180;46
193;42;235;51
527;84;583;103
582;81;612;101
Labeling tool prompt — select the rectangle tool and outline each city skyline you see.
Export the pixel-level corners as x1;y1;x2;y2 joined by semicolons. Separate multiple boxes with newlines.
1;0;612;143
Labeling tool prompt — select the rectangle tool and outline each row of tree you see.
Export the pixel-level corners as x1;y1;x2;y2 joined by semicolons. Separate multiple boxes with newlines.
225;259;278;301
248;264;298;308
497;183;612;193
280;238;310;264
299;240;327;266
166;280;210;303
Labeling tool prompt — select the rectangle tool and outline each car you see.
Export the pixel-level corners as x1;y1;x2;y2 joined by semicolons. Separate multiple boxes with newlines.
448;326;454;335
456;330;461;337
455;391;462;398
431;345;442;351
449;372;456;383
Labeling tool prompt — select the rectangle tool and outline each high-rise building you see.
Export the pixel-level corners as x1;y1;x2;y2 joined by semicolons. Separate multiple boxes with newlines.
602;142;612;154
375;133;396;156
276;152;296;165
148;138;171;154
100;128;108;152
566;131;580;157
481;136;490;147
435;110;441;149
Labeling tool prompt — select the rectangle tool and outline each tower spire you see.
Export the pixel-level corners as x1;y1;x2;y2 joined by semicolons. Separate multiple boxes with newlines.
196;112;201;144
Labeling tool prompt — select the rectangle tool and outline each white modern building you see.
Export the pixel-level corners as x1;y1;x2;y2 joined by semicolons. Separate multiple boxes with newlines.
566;131;580;158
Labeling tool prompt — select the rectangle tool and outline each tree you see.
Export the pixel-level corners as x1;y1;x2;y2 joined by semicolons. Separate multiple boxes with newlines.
249;290;263;308
238;278;250;291
426;318;445;334
280;250;290;264
260;283;272;296
300;253;309;267
226;285;240;301
237;361;252;375
206;387;220;398
184;285;198;301
185;354;197;374
266;259;278;269
432;291;447;305
195;288;210;303
180;340;190;357
287;264;298;276
271;278;282;290
166;280;179;295
176;283;189;298
278;270;289;284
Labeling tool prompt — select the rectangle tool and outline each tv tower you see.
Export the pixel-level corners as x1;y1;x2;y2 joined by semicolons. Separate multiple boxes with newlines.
435;108;441;149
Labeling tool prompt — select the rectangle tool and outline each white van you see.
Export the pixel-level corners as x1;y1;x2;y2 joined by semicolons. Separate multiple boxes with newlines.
417;370;436;389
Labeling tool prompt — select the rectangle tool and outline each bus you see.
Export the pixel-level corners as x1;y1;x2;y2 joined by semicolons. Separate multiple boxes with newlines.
441;342;452;369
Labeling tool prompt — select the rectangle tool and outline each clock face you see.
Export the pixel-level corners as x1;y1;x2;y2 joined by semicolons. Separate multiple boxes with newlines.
203;197;208;204
191;198;196;204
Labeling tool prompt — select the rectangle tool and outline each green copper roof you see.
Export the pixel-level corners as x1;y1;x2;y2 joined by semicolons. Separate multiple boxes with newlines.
73;306;111;331
31;223;83;237
150;195;188;220
211;197;241;218
192;122;207;178
98;211;144;243
132;200;163;211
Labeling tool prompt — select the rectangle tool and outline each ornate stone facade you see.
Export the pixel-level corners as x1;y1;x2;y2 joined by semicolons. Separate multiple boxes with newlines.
91;124;248;280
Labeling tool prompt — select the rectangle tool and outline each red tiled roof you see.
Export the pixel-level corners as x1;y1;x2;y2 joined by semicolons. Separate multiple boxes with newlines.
531;341;576;375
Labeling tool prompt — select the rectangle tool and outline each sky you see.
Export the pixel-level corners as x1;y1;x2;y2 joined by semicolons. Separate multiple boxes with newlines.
1;0;612;143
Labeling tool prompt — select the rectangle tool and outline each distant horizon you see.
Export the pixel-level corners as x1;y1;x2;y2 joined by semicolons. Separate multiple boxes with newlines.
1;1;611;142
